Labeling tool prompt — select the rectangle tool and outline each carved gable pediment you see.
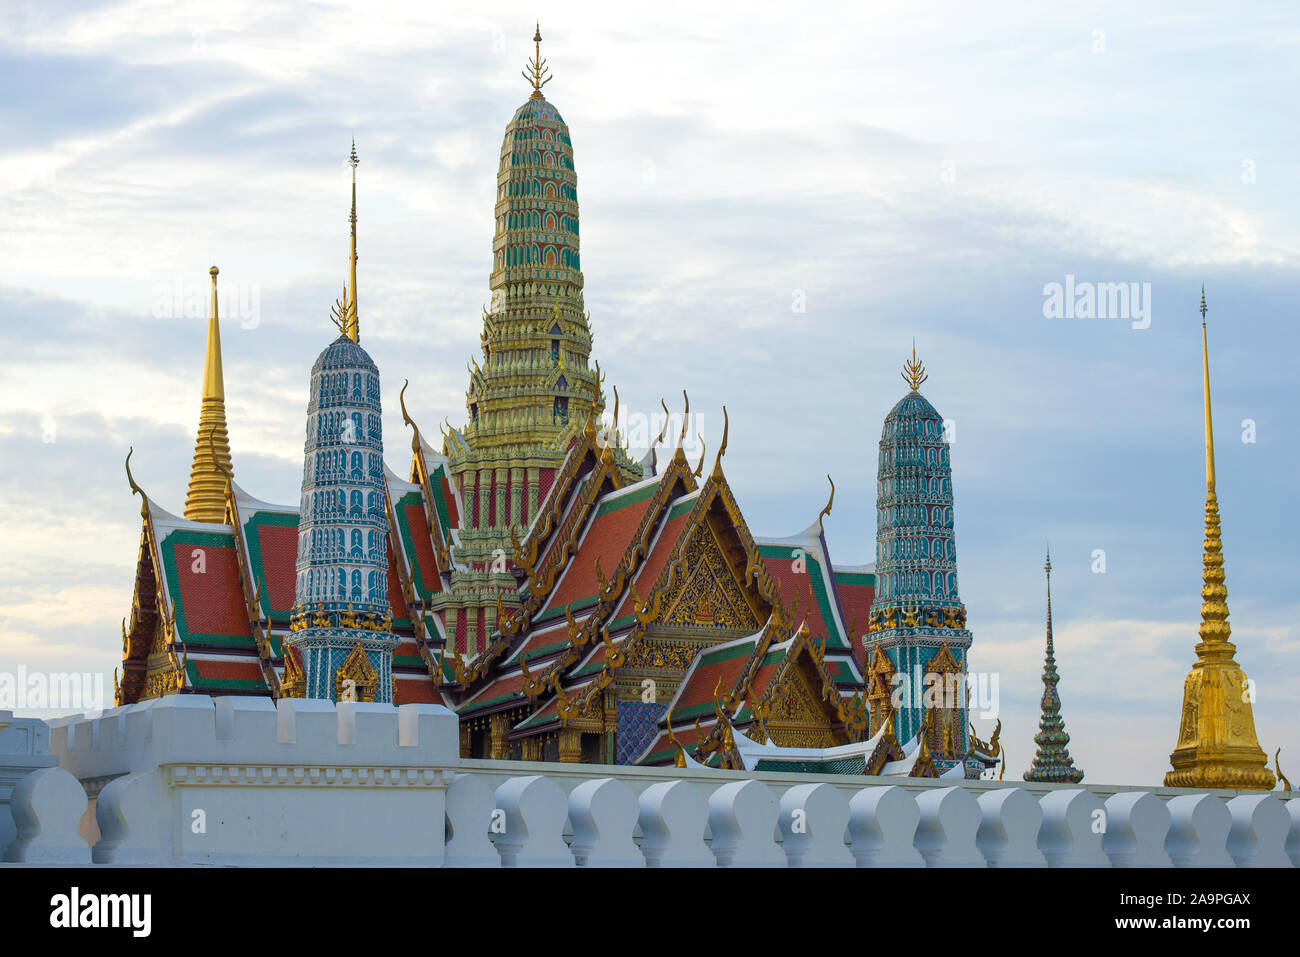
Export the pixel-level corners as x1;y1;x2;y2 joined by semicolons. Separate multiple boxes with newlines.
336;640;379;702
660;524;762;632
758;647;847;750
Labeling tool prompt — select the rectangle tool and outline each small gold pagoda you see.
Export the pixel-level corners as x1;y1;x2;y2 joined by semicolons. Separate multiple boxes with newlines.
1165;288;1274;791
183;266;233;523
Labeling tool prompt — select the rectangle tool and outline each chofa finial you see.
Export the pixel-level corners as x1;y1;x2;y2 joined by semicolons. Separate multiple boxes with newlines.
817;474;835;533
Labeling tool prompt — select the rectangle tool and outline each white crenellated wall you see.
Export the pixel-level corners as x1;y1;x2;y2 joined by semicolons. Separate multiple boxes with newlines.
0;711;60;858
1;695;1294;868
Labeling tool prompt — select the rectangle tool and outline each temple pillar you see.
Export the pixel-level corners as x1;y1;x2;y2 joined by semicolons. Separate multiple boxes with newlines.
489;713;511;760
520;736;544;762
478;469;491;529
510;467;523;529
558;726;582;763
495;467;508;530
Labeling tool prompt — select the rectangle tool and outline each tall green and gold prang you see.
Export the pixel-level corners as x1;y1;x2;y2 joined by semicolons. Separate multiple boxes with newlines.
1165;288;1274;790
438;25;638;656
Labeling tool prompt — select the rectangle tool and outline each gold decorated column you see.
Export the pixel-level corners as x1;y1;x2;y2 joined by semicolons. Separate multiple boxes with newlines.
1165;288;1274;790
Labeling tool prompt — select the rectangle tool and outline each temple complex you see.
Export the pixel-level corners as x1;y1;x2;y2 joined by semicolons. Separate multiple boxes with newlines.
110;28;998;777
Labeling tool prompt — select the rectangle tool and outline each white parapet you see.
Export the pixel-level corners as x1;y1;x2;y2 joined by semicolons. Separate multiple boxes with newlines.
9;697;1293;868
44;695;458;866
0;710;59;858
4;766;91;864
976;787;1046;867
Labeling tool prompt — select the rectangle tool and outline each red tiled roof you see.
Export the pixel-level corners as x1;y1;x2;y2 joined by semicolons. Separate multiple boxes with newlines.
255;523;298;613
762;555;835;639
462;669;530;710
387;543;408;619
673;648;754;711
747;658;784;702
611;507;691;619
395;678;440;704
193;658;263;682
642;717;708;763
171;541;249;638
437;471;459;528
545;489;655;611
403;501;442;593
835;579;875;668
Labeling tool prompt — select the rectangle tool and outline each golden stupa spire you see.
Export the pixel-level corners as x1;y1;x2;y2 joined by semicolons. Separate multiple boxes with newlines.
1165;286;1274;790
901;339;928;392
183;266;234;523
523;22;552;100
346;138;359;342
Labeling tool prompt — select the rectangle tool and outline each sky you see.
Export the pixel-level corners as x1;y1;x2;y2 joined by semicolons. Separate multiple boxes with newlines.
0;0;1295;787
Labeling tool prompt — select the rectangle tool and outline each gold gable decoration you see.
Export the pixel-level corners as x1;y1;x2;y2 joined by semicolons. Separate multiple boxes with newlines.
924;642;964;761
661;525;762;631
281;647;306;698
335;641;379;703
763;661;842;750
866;647;896;735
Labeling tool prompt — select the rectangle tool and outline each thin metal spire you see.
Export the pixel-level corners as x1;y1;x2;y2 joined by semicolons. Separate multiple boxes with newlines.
347;138;359;342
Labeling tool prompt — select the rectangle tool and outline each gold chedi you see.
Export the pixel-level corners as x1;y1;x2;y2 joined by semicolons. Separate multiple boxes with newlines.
1165;288;1274;790
183;266;234;523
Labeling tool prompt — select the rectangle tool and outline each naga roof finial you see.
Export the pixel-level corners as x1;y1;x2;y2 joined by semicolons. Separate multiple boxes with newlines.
901;339;928;392
675;390;690;452
817;474;834;533
399;379;422;453
125;447;147;516
710;406;729;479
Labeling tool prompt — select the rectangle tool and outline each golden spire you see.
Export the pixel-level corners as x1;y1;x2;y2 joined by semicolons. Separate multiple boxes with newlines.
347;138;359;342
183;266;234;523
1165;287;1274;790
901;339;928;392
523;22;552;100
